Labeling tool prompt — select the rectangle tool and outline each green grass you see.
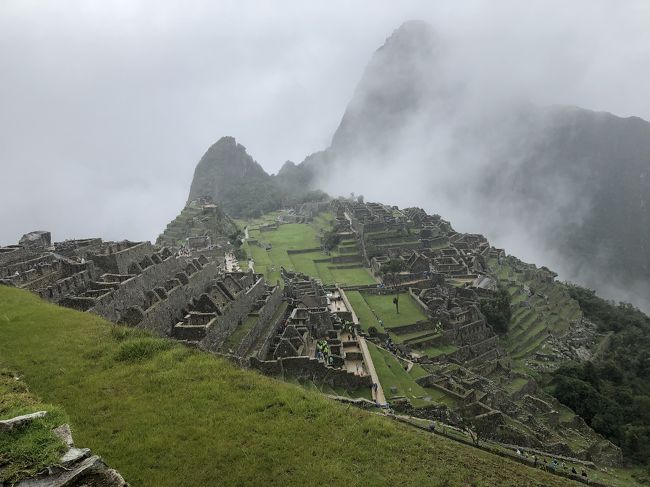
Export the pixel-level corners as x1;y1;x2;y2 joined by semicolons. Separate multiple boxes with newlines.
325;265;375;286
0;369;68;483
408;363;430;380
367;342;428;401
289;378;373;402
361;293;428;328
391;329;437;345
491;257;583;361
367;343;455;408
505;377;529;394
417;345;459;359
240;215;375;286
345;291;379;331
0;287;587;487
346;291;429;332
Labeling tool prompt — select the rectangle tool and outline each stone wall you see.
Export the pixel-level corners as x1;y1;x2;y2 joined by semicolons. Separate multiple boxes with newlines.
90;255;184;321
37;269;93;301
0;254;57;278
237;285;283;356
328;254;361;264
286;248;322;255
137;261;220;336
0;246;33;267
389;320;435;335
408;288;431;315
250;356;372;391
89;241;154;274
200;276;268;351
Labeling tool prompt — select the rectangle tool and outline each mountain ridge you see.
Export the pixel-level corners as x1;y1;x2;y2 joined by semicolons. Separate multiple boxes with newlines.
184;19;650;310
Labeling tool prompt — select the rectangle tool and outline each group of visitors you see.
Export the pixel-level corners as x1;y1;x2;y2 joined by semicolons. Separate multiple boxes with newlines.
520;449;589;479
278;319;288;335
385;336;398;354
343;320;356;339
315;339;334;365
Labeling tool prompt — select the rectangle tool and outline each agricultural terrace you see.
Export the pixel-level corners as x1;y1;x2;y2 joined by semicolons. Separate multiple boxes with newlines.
367;342;456;408
343;290;428;330
487;256;582;363
238;212;376;286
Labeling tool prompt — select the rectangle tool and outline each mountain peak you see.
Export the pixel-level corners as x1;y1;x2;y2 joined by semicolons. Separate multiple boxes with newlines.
187;136;271;210
205;136;245;156
388;19;437;45
329;20;441;155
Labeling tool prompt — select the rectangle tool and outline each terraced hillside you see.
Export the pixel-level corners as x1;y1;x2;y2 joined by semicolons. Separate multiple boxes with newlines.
487;255;586;364
157;200;238;248
238;211;376;286
0;287;585;487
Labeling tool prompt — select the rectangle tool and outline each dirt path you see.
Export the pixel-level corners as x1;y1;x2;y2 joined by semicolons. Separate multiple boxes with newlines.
225;252;241;272
358;335;387;406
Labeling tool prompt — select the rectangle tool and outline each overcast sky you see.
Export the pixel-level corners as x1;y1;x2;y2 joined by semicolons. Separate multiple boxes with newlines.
1;0;649;245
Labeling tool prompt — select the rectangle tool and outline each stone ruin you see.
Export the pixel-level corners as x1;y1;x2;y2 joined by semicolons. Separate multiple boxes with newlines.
156;198;237;260
250;268;373;392
0;200;623;468
325;198;621;466
0;231;285;358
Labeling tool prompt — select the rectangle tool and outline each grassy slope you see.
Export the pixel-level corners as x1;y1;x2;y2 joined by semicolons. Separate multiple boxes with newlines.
361;293;427;328
0;287;582;487
0;370;68;483
487;256;581;362
367;343;455;408
345;290;379;331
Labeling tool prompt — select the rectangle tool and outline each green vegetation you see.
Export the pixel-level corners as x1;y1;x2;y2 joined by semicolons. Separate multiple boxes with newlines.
288;377;373;402
379;259;406;275
322;230;341;251
361;293;427;328
480;286;512;334
240;215;376;286
223;314;258;351
0;369;68;483
488;256;581;360
548;285;650;467
0;287;585;486
367;343;455;408
344;291;379;331
368;342;426;402
344;291;428;333
418;344;459;359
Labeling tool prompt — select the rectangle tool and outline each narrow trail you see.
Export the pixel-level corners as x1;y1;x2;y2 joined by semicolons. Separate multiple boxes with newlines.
358;335;387;406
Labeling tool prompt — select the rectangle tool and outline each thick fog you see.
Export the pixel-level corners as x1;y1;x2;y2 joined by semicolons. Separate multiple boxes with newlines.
1;1;649;307
308;8;650;310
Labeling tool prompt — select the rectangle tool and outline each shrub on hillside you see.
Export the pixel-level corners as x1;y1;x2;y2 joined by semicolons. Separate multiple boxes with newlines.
480;287;512;334
114;337;174;362
550;285;650;464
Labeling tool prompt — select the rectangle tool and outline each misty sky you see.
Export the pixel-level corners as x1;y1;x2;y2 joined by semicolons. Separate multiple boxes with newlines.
1;0;649;246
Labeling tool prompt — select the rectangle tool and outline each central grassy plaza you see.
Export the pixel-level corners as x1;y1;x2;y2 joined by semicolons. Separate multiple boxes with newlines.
238;213;376;286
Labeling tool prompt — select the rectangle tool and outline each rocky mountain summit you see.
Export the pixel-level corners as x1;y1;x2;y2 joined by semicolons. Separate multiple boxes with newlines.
187;136;280;217
187;136;327;218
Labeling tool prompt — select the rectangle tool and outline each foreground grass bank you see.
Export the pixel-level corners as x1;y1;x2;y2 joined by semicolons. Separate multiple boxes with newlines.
0;287;580;487
0;369;68;483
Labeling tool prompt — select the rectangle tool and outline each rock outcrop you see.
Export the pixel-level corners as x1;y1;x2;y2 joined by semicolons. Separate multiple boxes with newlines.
2;411;127;487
